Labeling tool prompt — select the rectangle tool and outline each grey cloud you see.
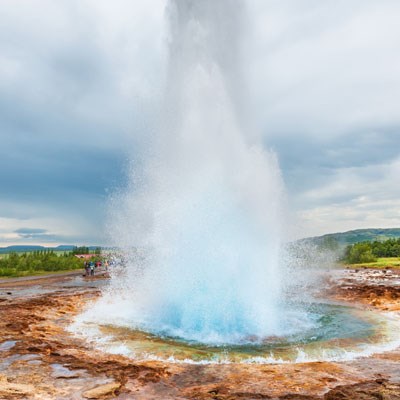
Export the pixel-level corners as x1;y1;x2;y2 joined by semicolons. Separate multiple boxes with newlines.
249;0;400;140
11;228;59;242
0;0;399;243
6;230;96;245
14;228;48;234
270;127;400;195
18;233;62;242
0;1;158;244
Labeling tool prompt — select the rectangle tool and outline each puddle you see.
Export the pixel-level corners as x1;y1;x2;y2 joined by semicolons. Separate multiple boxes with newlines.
0;354;39;371
28;359;42;365
0;340;17;351
51;363;84;379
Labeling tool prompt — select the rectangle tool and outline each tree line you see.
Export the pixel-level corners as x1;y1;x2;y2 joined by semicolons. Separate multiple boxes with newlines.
0;251;84;277
343;238;400;264
71;246;101;255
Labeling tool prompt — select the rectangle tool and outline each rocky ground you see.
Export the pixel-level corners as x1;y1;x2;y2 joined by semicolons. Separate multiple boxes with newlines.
1;268;400;399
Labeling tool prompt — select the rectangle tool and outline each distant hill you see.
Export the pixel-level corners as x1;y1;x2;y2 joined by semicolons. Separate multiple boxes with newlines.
0;245;102;254
306;228;400;247
2;229;399;254
0;245;46;254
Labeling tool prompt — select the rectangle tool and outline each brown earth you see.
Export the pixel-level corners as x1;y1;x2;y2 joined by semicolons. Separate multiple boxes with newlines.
0;268;400;399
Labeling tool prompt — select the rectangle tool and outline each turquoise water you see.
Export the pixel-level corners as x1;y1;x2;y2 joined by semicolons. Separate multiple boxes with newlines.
92;302;395;363
142;303;374;350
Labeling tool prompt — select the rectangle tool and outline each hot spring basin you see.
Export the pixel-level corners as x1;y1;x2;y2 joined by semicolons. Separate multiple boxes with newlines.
76;302;400;363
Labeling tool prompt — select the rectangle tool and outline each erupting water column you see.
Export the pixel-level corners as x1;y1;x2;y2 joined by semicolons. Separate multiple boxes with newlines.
92;0;287;345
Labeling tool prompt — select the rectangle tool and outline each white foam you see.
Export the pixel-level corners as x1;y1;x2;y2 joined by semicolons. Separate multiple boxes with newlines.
68;310;400;365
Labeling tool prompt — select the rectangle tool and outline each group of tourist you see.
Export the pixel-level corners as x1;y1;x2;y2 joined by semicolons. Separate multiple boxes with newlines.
84;260;109;277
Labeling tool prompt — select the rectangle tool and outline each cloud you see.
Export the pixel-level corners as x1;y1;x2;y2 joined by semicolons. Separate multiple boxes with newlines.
12;228;58;242
249;0;400;139
293;156;400;237
0;0;399;244
0;0;166;245
270;128;400;193
246;0;400;237
14;228;48;235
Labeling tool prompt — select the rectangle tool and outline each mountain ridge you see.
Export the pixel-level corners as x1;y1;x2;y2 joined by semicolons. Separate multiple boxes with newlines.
1;228;399;253
304;228;400;246
0;245;102;254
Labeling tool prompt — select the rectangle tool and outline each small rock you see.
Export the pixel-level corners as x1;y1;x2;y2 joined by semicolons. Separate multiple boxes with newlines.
27;346;41;352
83;382;121;399
0;341;16;351
0;374;35;396
51;363;81;379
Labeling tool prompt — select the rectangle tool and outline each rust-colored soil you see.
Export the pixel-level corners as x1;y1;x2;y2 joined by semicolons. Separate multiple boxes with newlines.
0;269;400;399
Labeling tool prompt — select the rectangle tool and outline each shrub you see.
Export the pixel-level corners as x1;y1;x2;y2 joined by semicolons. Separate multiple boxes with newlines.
0;251;84;277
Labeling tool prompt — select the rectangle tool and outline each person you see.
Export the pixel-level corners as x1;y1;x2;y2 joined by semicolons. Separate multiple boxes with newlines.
90;261;95;276
84;261;90;276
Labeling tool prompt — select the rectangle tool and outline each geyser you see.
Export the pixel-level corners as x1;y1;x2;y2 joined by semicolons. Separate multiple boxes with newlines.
80;0;296;345
71;1;400;365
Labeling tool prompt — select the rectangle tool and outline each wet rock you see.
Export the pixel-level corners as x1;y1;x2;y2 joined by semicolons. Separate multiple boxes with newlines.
3;268;400;399
370;298;380;306
27;345;42;352
324;380;400;399
83;382;121;399
0;374;35;397
51;363;82;379
0;340;16;351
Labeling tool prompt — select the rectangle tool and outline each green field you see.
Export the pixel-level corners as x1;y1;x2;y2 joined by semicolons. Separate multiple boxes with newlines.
343;257;400;269
0;250;67;260
0;268;84;278
0;252;86;278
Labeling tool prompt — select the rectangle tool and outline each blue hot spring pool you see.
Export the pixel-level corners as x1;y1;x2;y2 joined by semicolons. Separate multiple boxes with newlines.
71;302;400;363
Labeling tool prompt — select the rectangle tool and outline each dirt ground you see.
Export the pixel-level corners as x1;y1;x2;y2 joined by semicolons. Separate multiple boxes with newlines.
1;268;400;399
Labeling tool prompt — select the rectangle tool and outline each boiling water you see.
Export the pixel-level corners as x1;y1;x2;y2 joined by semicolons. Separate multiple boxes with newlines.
72;302;400;363
72;0;400;362
90;0;291;345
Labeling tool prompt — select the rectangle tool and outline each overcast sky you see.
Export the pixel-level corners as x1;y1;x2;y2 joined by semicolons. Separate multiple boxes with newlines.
0;0;399;246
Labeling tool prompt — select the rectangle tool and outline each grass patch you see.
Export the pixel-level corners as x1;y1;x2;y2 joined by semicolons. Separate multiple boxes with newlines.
0;250;69;259
0;269;83;279
343;257;400;269
0;251;86;278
